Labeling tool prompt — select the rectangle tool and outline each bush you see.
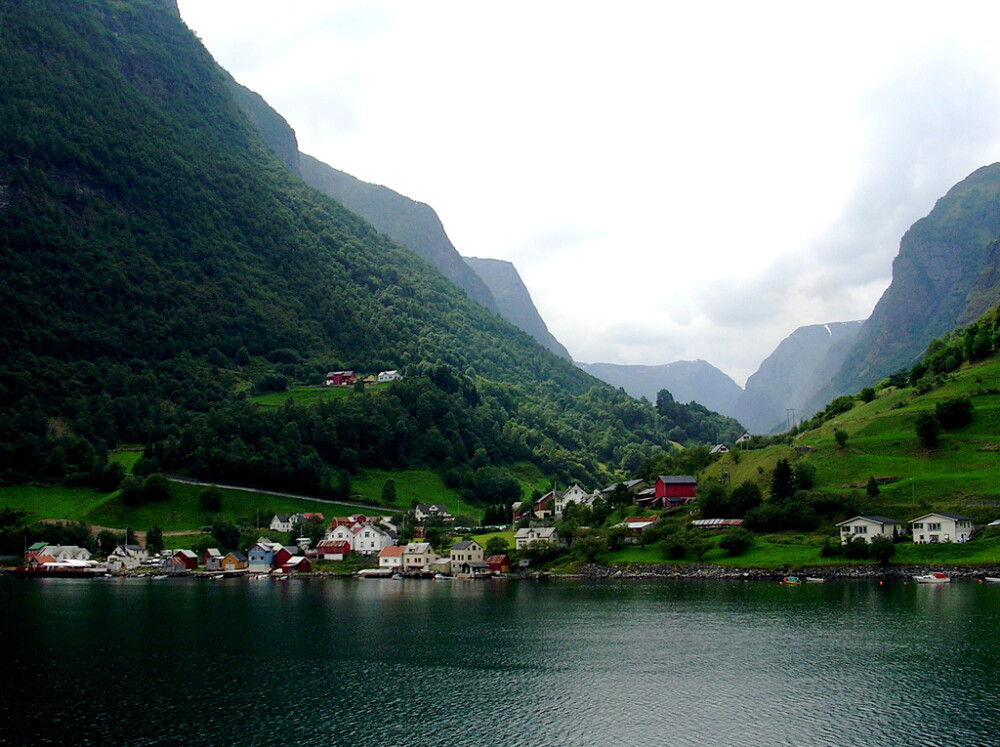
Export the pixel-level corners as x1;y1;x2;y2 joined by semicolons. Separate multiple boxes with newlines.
199;485;222;513
869;535;895;565
660;536;688;560
935;397;973;429
843;535;870;560
914;412;941;448
718;527;754;557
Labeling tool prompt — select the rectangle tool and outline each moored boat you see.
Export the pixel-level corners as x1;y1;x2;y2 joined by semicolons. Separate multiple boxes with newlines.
914;572;950;583
782;576;802;585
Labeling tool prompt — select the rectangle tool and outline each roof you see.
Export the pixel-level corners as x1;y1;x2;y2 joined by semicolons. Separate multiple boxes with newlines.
175;549;198;559
205;548;222;557
836;515;902;527
378;545;406;558
691;519;744;528
28;542;48;551
515;527;558;539
224;551;247;562
486;554;510;563
404;542;432;553
451;540;480;551
909;512;975;523
657;475;697;484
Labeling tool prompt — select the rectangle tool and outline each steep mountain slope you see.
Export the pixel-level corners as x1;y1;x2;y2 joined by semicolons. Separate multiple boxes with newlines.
298;153;499;313
805;164;1000;415
578;360;743;417
735;321;863;433
463;256;572;361
0;0;744;493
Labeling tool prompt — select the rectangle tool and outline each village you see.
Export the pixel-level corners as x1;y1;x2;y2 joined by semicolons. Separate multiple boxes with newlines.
12;473;986;581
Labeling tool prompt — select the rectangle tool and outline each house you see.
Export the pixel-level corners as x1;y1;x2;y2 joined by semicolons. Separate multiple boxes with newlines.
248;538;283;572
514;526;562;551
327;521;394;556
449;540;485;575
316;540;352;561
654;476;698;508
910;513;975;544
204;548;223;571
31;545;92;563
106;544;147;571
600;479;649;499
617;516;658;541
378;545;406;572
273;545;297;568
377;370;402;383
735;432;752;445
270;515;294;533
709;444;730;455
414;504;453;524
487;554;511;574
324;370;356;387
553;484;600;517
221;551;248;571
162;549;198;573
280;556;311;573
402;542;438;571
836;515;902;545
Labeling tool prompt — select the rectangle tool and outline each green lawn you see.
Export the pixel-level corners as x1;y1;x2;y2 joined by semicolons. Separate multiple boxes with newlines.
0;484;114;522
249;384;387;408
350;468;480;518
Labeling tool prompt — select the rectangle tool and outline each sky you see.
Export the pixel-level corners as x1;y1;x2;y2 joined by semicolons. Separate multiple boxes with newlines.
177;1;1000;386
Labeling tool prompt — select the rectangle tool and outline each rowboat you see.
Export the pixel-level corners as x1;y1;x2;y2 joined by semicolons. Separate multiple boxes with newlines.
782;576;802;585
914;572;949;583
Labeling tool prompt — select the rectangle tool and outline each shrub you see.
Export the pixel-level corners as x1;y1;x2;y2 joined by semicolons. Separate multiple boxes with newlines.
843;535;870;560
935;397;973;429
718;527;754;557
914;412;941;448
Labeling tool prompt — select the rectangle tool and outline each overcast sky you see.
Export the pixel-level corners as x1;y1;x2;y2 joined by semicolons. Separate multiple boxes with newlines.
177;1;1000;386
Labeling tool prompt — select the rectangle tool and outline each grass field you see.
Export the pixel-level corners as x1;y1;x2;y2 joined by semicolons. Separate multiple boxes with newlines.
249;384;387;408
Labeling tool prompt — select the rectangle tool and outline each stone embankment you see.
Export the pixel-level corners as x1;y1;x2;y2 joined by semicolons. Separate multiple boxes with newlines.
579;564;1000;581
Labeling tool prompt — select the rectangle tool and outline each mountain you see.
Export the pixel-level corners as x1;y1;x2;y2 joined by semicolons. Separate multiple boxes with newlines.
804;164;1000;416
297;154;499;314
734;322;863;434
0;0;743;493
578;361;743;417
463;257;572;361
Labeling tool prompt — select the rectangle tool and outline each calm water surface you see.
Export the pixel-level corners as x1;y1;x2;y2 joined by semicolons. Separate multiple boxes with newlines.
1;576;999;746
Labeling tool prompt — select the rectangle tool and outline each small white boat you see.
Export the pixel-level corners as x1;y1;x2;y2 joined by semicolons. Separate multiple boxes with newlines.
914;572;950;584
984;577;1000;583
805;577;825;583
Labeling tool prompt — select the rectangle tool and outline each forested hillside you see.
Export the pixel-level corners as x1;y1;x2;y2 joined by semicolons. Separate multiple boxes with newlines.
0;0;741;500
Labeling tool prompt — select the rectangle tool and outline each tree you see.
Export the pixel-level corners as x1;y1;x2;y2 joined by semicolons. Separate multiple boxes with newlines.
146;524;164;553
199;485;222;513
865;476;880;498
96;529;121;556
914;412;940;448
485;535;509;556
770;459;795;501
730;481;763;516
834;429;848;448
858;387;876;403
141;473;170;503
793;462;816;491
843;535;870;560
211;519;240;550
869;535;895;565
381;479;397;505
718;527;754;557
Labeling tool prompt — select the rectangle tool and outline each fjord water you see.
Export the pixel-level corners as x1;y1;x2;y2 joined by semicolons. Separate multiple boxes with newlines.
2;577;999;746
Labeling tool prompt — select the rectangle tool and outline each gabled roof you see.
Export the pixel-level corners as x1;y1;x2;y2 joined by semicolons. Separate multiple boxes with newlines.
909;512;975;523
836;515;902;527
657;475;697;484
205;548;223;558
223;551;247;562
378;545;406;558
486;554;510;563
451;540;481;551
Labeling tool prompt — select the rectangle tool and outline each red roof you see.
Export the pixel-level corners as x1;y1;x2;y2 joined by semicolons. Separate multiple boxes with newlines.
378;545;405;558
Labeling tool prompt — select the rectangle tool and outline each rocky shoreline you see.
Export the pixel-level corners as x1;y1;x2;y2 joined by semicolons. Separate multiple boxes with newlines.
577;563;1000;581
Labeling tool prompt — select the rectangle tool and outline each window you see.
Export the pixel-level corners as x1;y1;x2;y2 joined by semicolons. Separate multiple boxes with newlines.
854;526;868;534
929;523;942;531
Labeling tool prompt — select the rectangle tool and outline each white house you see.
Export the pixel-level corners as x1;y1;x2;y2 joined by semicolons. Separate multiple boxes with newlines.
414;504;453;524
514;526;562;551
378;545;406;572
326;521;394;556
402;542;438;571
449;540;485;575
709;443;730;455
835;515;902;545
105;544;146;571
377;370;402;383
270;514;293;533
553;484;600;517
910;513;975;544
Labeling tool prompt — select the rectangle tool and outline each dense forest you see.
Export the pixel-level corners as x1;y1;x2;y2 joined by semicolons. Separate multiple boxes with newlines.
0;0;742;501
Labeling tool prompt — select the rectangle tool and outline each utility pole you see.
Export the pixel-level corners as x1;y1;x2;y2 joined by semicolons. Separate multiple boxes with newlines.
786;408;796;432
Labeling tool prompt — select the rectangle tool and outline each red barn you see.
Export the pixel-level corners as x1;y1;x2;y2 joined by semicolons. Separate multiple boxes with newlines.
487;554;511;574
324;370;356;387
654;475;697;508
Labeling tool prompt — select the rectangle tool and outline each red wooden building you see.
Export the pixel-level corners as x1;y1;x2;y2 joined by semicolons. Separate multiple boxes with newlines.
324;370;356;387
654;475;697;508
